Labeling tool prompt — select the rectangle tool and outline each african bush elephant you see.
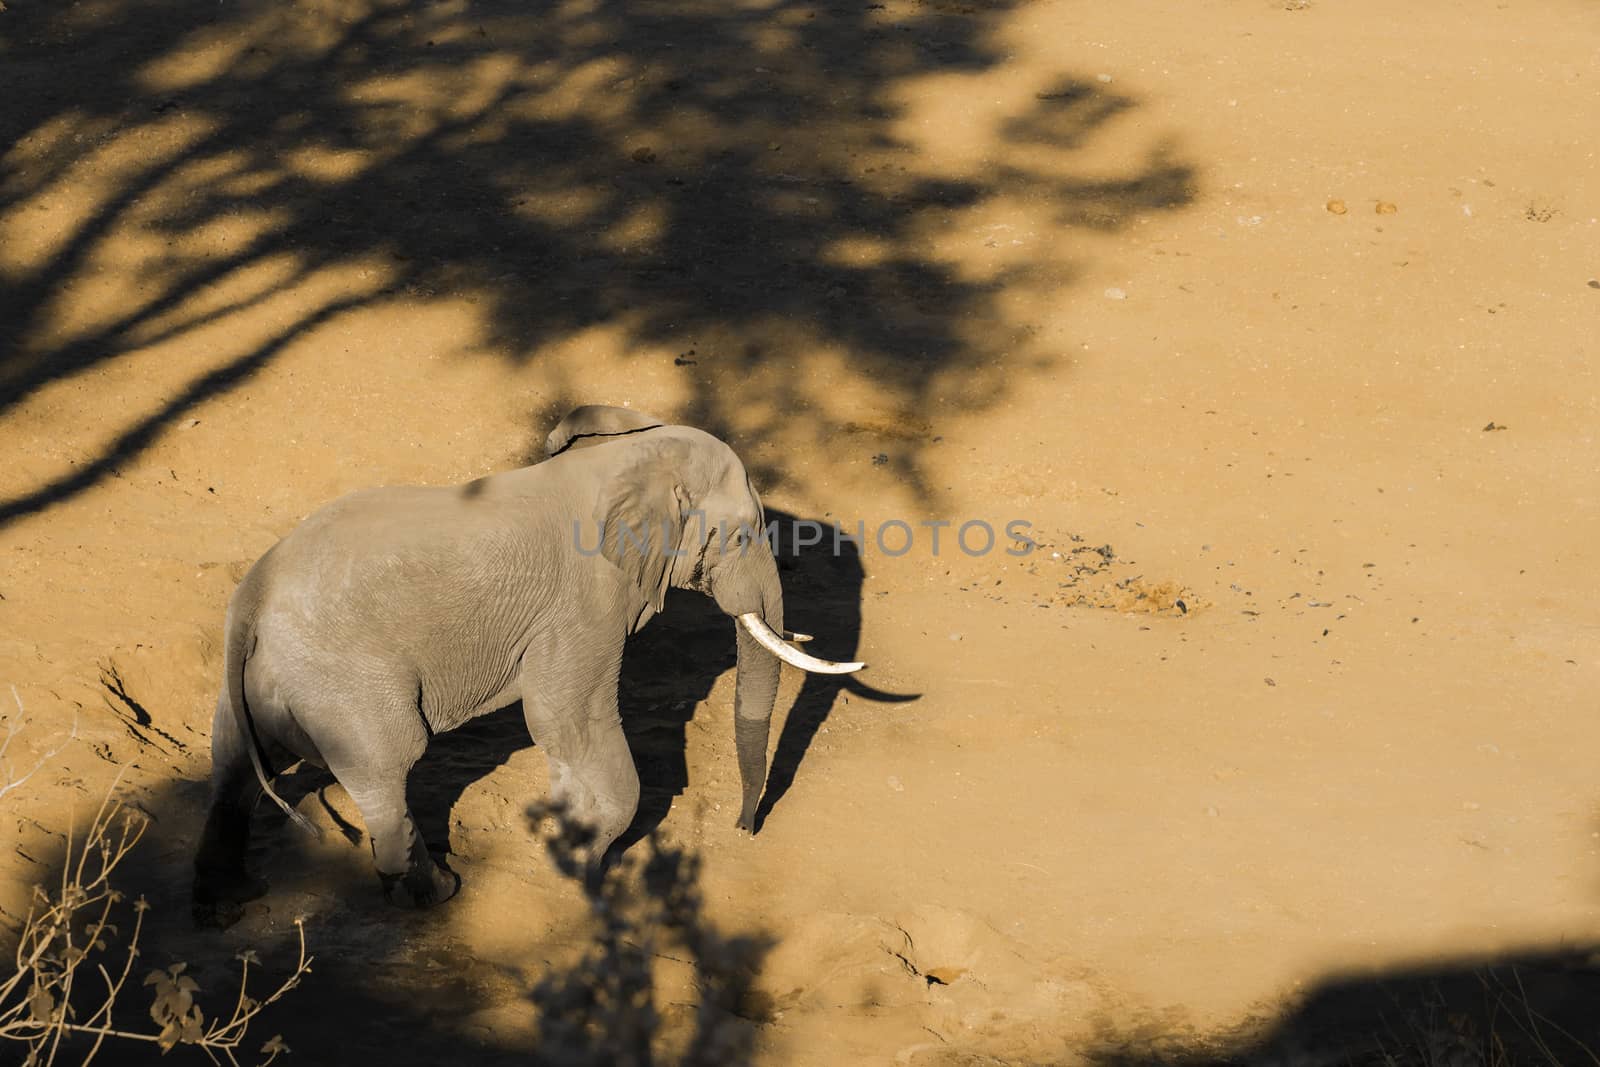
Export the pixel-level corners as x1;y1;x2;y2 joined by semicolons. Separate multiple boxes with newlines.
191;405;862;925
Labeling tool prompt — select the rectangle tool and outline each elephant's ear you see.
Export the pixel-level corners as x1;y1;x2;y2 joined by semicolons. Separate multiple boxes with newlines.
599;444;693;614
547;405;666;458
746;475;767;531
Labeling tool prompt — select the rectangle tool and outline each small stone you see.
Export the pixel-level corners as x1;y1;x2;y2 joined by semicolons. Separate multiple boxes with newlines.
949;632;962;641
630;146;656;163
1264;677;1277;687
1325;198;1347;215
1096;73;1113;83
1588;279;1599;289
871;452;889;466
179;418;201;430
1375;201;1398;215
1104;287;1127;300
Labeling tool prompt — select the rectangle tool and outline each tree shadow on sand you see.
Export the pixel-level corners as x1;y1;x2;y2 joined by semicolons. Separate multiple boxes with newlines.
1085;946;1600;1067
0;0;1197;524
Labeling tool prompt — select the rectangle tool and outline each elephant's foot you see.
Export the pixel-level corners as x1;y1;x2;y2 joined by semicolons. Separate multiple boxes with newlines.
192;867;269;929
379;857;459;909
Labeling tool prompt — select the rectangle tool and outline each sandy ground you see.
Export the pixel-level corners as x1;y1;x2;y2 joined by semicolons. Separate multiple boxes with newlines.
3;0;1599;1062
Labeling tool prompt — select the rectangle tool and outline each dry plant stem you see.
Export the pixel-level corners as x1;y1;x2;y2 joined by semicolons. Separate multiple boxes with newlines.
0;775;145;1060
1507;967;1600;1067
77;894;148;1065
2;909;309;1063
41;919;310;1064
1;767;312;1067
198;924;311;1063
0;687;79;803
0;772;138;993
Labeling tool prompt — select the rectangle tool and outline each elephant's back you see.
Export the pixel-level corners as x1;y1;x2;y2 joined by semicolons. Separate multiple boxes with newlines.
249;483;557;630
275;479;564;551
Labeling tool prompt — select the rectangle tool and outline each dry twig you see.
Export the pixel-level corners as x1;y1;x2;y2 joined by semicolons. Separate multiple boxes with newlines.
1;714;311;1066
0;688;79;803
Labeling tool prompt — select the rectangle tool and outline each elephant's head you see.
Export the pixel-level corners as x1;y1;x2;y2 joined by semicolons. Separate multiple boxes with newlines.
548;405;863;831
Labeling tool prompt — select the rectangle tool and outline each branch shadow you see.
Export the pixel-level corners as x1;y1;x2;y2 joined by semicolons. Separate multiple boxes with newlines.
1;0;1199;525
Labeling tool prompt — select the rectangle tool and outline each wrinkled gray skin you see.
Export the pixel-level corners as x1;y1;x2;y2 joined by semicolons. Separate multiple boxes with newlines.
192;406;786;925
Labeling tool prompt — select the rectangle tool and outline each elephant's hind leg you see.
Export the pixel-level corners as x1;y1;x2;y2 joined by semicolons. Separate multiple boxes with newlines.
192;693;272;928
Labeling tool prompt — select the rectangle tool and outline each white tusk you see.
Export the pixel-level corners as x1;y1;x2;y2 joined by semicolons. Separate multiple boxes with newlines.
738;614;864;674
784;630;813;644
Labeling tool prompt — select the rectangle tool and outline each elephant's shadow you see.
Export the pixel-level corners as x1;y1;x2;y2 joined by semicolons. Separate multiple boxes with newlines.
279;508;866;863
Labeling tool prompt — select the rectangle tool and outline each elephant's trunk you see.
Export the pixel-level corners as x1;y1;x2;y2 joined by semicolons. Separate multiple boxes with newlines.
729;543;786;832
720;542;865;832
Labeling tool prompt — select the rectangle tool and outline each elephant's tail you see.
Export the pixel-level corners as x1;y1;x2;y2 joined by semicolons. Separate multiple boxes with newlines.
225;570;321;840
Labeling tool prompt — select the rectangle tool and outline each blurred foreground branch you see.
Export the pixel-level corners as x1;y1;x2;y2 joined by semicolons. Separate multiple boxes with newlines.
526;802;772;1067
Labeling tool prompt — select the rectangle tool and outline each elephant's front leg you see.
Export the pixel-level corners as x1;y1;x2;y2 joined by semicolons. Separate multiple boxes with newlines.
335;762;459;909
519;627;639;871
363;792;459;908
